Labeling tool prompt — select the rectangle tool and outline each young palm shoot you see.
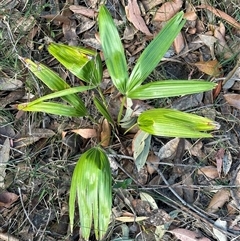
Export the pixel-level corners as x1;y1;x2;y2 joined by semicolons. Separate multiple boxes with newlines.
16;5;221;241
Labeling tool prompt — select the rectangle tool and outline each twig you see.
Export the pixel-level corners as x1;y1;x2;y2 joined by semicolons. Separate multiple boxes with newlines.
18;187;37;232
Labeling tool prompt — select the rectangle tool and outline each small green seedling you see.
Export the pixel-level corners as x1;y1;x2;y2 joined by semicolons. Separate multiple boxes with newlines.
17;5;219;240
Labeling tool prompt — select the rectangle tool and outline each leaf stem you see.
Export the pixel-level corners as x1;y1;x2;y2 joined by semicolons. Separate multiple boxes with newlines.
117;95;126;124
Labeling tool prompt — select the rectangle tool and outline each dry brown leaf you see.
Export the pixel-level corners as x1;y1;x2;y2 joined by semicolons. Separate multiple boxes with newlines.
182;173;194;203
198;34;217;59
194;59;221;77
0;191;18;208
153;0;183;22
170;228;211;241
214;23;233;59
0;77;23;91
146;154;160;174
141;0;164;11
224;94;240;110
184;11;198;21
196;19;205;32
196;4;240;29
125;0;152;36
198;166;219;179
227;199;238;215
69;5;96;18
223;62;240;90
223;150;232;176
215;148;224;177
158;137;180;161
41;15;71;24
71;128;97;139
207;189;230;213
173;31;185;54
100;119;111;147
13;129;54;148
185;140;205;159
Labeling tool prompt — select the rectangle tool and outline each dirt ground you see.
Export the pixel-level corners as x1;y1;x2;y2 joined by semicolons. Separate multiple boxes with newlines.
0;0;240;240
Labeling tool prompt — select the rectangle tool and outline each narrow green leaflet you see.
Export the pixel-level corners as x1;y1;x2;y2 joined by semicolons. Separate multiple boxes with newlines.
138;109;220;138
69;147;112;240
98;5;128;94
18;102;84;117
48;43;103;86
93;96;114;125
20;86;94;106
127;80;216;99
17;86;94;117
19;57;87;115
127;12;186;93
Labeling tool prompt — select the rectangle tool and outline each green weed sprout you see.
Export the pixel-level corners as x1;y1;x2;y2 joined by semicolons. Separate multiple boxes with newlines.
17;5;220;240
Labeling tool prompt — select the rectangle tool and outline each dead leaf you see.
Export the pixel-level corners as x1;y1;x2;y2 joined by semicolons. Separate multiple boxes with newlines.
213;219;227;241
158;137;180;161
41;15;71;24
141;0;164;11
69;5;96;18
146;154;160;175
185;140;205;159
173;31;185;54
184;11;198;21
153;0;183;22
170;228;211;241
123;25;136;40
100;119;111;147
132;130;151;171
125;0;152;36
223;62;240;90
198;166;219;179
13;15;36;33
224;94;240;110
182;173;194;204
198;34;217;59
61;5;78;46
196;5;240;29
0;138;10;188
72;128;97;139
223;150;232;176
214;23;233;59
0;191;18;208
14;129;55;148
195;59;221;77
215;148;224;177
115;216;148;222
0;77;23;90
140;192;158;210
207;189;230;213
